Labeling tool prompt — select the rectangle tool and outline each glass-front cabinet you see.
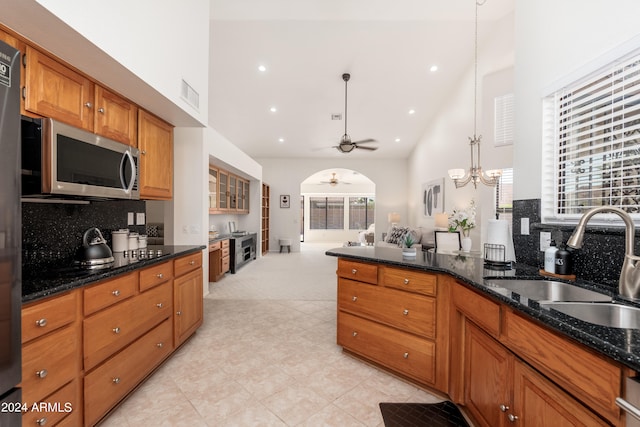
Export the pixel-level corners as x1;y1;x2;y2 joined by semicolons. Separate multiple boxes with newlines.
229;175;237;210
209;164;250;214
208;168;218;210
219;169;229;210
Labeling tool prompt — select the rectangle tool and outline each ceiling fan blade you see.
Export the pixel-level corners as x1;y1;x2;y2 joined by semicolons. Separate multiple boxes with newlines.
355;145;378;151
352;138;377;144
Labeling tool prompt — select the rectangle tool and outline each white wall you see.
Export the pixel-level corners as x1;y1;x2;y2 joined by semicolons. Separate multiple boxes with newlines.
1;0;209;126
514;0;640;200
258;158;406;251
408;12;514;251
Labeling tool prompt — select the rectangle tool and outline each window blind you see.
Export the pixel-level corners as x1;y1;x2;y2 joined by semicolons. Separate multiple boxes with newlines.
494;93;514;146
496;168;513;221
542;49;640;223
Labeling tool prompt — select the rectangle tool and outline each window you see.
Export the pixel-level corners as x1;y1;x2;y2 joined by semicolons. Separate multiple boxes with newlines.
496;168;513;221
542;48;640;224
495;93;514;146
349;197;375;230
309;197;344;229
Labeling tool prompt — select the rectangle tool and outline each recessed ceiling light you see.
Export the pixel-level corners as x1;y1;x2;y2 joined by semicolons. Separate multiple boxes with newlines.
430;65;438;72
408;109;416;115
270;106;277;113
395;138;401;143
278;138;284;143
258;65;267;72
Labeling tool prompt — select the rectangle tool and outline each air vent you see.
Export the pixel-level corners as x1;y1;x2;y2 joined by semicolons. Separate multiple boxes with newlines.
331;113;342;120
181;79;200;110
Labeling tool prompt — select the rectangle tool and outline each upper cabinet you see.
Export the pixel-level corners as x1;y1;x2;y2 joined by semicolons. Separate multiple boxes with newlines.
138;109;173;200
209;165;249;214
24;46;138;147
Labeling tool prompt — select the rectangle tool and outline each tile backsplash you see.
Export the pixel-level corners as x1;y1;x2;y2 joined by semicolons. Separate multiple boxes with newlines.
512;199;636;290
22;200;146;271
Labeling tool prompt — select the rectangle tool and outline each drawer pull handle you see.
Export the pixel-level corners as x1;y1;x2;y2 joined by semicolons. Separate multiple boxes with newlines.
84;102;93;108
35;318;47;327
189;260;196;265
36;369;48;379
156;303;164;308
113;327;121;334
157;273;164;279
112;377;121;384
157;342;164;348
351;268;357;274
404;278;409;285
36;417;47;426
176;311;182;316
500;404;509;412
403;309;409;316
352;331;358;337
112;290;120;296
403;352;409;359
98;107;105;113
508;414;518;422
352;296;358;302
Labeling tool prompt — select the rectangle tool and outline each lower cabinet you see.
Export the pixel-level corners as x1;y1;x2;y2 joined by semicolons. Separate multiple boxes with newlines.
174;266;204;347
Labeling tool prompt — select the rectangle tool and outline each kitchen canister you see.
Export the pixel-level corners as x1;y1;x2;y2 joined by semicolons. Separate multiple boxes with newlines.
128;232;139;252
111;229;129;253
138;234;148;249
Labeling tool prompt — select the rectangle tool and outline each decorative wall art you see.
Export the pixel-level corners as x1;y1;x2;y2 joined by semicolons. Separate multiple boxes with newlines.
280;195;290;208
422;178;444;217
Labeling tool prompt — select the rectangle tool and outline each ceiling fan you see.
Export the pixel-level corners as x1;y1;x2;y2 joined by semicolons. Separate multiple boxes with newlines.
334;73;378;154
320;172;351;186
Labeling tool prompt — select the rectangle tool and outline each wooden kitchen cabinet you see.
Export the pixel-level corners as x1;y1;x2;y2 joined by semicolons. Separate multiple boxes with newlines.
209;239;230;282
174;254;204;347
24;45;94;130
336;260;449;391
94;86;137;147
209;167;219;211
209;165;250;214
138;109;173;200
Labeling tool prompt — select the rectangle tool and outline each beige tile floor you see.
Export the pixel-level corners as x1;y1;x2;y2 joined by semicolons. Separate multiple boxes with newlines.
101;242;445;426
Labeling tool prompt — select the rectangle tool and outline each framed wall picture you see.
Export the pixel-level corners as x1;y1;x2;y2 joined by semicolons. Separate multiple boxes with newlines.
280;195;290;208
422;178;444;217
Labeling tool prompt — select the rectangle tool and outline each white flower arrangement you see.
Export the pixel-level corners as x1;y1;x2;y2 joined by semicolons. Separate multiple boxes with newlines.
448;200;476;237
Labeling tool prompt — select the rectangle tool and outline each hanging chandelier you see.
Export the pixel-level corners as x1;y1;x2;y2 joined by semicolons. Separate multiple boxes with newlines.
448;0;501;189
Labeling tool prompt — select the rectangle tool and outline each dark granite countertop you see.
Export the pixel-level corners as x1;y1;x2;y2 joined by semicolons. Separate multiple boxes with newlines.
326;245;640;372
23;245;206;303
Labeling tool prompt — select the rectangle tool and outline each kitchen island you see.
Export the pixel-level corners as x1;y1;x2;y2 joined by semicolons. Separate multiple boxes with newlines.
327;245;638;426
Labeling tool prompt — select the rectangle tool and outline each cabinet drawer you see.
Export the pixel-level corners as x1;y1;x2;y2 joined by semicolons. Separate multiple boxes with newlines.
453;282;501;337
22;291;77;344
503;309;622;425
337;259;378;285
84;318;173;426
209;241;221;251
22;325;78;404
84;281;172;370
221;239;229;248
221;247;230;257
22;378;79;427
381;267;437;296
139;261;172;292
174;252;202;277
339;278;436;338
338;311;435;385
84;272;137;315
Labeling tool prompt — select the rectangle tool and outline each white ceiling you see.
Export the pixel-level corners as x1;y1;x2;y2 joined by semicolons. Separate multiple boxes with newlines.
209;0;514;160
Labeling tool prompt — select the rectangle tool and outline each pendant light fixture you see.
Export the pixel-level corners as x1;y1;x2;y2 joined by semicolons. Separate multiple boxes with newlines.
448;0;502;189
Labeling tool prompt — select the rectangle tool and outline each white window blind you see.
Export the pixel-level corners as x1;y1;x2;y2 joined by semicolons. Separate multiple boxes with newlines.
494;93;514;146
541;49;640;224
496;168;513;221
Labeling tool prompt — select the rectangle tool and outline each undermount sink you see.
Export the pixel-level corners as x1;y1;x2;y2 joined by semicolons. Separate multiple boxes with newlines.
484;279;612;303
540;302;640;329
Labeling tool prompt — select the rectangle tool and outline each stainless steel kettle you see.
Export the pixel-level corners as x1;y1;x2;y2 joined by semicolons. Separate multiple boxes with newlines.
76;227;114;269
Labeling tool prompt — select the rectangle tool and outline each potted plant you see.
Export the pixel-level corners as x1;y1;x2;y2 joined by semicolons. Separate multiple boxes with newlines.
402;233;417;257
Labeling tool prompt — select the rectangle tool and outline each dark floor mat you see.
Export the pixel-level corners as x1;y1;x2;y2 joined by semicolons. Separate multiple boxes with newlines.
379;401;470;427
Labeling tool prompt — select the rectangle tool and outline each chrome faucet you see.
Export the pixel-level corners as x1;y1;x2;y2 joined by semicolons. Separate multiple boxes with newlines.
567;206;640;299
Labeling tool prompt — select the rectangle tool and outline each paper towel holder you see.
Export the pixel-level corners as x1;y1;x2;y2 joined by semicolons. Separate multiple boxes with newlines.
483;243;513;270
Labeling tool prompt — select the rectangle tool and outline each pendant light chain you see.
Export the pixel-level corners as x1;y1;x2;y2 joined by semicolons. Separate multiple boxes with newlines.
473;0;479;139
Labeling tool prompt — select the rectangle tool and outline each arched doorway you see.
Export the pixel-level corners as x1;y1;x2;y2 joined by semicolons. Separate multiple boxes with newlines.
300;168;375;244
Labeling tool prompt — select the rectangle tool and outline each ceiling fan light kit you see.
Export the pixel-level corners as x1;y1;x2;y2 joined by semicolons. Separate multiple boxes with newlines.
447;0;501;189
334;73;378;154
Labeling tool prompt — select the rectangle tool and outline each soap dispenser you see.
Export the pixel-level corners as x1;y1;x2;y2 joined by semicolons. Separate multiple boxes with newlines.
544;240;558;274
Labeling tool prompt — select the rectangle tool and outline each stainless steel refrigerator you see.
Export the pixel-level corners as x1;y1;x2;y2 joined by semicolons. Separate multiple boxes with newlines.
0;39;22;427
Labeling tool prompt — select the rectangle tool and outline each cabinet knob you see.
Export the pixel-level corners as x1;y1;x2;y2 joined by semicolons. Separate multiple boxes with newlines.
157;273;164;279
112;289;120;296
35;318;47;327
36;417;47;426
403;352;409;359
403;309;409;316
176;311;182;316
508;414;519;422
189;260;196;265
112;377;121;384
35;369;48;379
98;107;105;113
500;404;509;412
141;150;147;155
352;331;358;337
352;296;358;302
157;342;164;348
156;303;164;309
113;327;121;334
351;268;357;274
404;278;410;285
84;102;93;108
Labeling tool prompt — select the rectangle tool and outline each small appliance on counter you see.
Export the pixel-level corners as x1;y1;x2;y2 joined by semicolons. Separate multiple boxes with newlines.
75;227;115;270
483;219;516;269
228;220;248;237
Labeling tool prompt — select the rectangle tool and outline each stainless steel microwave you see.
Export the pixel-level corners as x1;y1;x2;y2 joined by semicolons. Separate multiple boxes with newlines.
21;116;140;200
